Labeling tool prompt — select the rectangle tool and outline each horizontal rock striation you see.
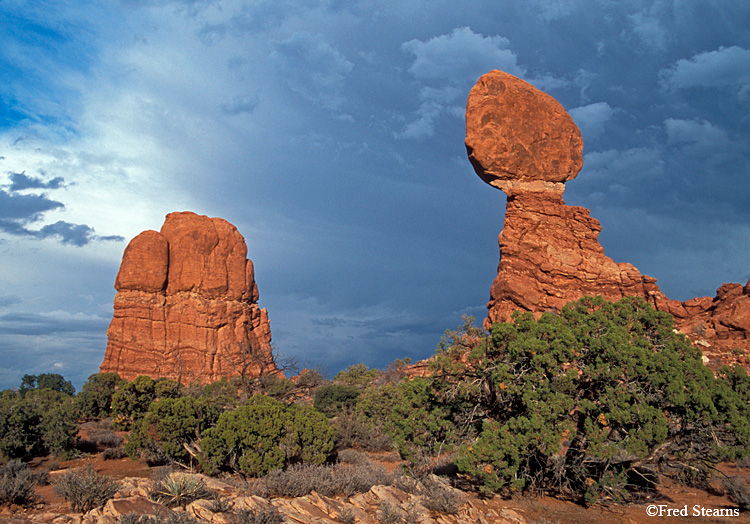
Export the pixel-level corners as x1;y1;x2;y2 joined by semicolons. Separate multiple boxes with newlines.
100;211;274;383
467;70;749;365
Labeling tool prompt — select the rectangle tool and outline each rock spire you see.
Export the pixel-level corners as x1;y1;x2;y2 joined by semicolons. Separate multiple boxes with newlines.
100;212;274;383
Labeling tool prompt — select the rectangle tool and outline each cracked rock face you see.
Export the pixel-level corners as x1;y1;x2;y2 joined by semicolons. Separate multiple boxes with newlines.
467;70;749;364
100;211;274;383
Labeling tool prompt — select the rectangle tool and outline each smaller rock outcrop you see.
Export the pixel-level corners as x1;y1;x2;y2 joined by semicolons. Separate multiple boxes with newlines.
100;211;274;384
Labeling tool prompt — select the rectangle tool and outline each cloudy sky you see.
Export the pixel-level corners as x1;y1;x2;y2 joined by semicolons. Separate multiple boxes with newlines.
1;0;749;390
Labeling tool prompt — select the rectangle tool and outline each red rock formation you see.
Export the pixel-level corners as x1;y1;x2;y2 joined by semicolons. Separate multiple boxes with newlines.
467;70;749;364
100;212;275;383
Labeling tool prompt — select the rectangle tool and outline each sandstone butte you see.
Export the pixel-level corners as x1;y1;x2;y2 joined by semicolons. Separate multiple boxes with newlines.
99;211;275;384
466;69;750;366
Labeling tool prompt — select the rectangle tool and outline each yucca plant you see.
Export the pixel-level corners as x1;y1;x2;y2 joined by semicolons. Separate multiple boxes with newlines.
148;474;214;508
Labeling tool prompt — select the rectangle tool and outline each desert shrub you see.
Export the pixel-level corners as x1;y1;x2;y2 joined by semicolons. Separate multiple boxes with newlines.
377;501;406;524
119;511;201;524
314;385;361;417
337;449;370;465
88;429;124;449
0;460;47;506
198;395;334;477
111;376;158;430
235;507;284;524
0;393;41;459
331;409;393;451
19;373;75;397
262;464;334;498
420;478;463;515
25;388;80;458
445;296;750;502
126;396;224;464
208;496;232;513
259;375;295;399
102;447;127;460
356;378;466;463
338;508;356;524
723;476;750;512
111;376;180;430
53;465;119;512
330;462;393;496
148;474;214;508
261;461;392;498
77;373;123;419
334;363;381;389
295;369;326;389
0;388;78;460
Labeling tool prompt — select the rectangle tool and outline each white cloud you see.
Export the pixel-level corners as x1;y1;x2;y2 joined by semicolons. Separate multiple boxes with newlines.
402;27;523;81
664;118;728;146
660;46;750;96
569;102;614;140
582;147;665;190
627;10;668;52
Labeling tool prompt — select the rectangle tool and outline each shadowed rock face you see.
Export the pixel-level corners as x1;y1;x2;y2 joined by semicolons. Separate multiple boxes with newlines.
467;70;750;366
100;211;274;383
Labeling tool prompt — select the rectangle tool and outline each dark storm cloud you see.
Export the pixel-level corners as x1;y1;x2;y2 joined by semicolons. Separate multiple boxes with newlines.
271;32;354;111
9;171;65;190
0;311;109;336
0;186;64;220
0;177;124;245
0;295;21;309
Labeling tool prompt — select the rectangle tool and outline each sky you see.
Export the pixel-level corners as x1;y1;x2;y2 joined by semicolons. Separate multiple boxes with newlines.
1;0;749;390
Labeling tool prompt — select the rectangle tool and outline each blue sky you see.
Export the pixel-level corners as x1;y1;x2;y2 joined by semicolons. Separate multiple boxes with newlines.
1;0;749;389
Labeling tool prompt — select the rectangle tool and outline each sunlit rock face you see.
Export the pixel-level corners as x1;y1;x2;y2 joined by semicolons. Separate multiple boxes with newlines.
467;70;750;365
100;211;274;384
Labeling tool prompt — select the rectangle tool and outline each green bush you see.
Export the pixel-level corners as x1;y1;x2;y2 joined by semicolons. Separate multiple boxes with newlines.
314;384;361;417
446;296;750;502
0;388;79;460
26;389;80;458
111;376;179;430
198;395;334;477
77;373;123;419
126;396;225;464
0;393;41;459
334;363;380;389
356;378;467;462
19;373;75;397
260;375;295;399
53;465;119;512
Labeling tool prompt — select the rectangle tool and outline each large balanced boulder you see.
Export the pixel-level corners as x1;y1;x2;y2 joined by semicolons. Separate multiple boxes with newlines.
467;70;750;365
100;212;274;383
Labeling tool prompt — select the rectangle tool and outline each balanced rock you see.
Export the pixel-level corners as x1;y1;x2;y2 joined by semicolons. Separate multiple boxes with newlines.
100;212;274;383
465;69;583;195
467;70;749;363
